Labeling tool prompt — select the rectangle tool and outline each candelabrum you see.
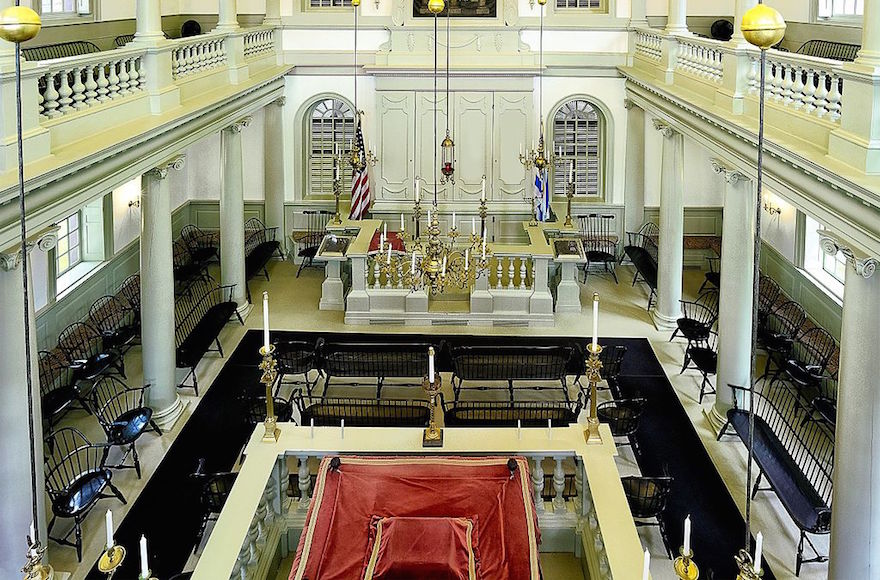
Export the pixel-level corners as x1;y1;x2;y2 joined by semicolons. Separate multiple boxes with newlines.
735;549;763;580
422;369;443;446
331;159;344;225
259;344;280;443
563;180;575;228
584;342;603;444
22;536;52;580
478;194;489;238
518;121;554;172
673;547;700;579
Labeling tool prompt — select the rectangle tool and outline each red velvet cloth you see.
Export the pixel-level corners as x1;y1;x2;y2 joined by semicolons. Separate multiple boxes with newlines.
368;231;406;253
290;456;541;580
362;516;478;579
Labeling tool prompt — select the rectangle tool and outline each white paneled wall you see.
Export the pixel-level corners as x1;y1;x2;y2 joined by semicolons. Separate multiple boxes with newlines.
112;177;142;251
760;191;798;262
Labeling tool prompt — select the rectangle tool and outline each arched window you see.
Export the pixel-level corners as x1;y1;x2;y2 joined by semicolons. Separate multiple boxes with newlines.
308;98;356;196
552;99;603;198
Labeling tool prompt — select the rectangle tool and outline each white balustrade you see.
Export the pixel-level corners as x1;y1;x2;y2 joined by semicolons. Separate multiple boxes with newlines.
676;37;724;84
634;28;663;61
37;50;147;119
490;255;533;290
749;51;844;123
243;27;276;59
172;34;228;79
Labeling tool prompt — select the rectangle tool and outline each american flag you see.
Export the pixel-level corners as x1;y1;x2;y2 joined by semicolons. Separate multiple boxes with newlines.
349;120;371;220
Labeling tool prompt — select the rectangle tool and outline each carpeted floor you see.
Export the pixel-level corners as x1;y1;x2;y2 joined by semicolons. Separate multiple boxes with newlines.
88;330;771;579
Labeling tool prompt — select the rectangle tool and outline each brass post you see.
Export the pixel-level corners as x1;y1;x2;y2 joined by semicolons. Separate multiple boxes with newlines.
259;344;280;442
585;342;603;444
564;181;574;228
734;549;763;580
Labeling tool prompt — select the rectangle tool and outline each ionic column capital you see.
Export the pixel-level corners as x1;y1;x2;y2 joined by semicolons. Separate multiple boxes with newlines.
273;97;286;107
710;158;751;185
227;116;253;134
623;98;635;110
819;232;878;279
0;226;60;272
652;118;676;138
146;155;186;181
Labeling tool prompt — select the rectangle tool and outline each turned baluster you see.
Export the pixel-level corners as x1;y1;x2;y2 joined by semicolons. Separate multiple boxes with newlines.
826;74;842;122
172;48;182;77
83;64;98;106
552;457;566;512
813;71;830;118
42;72;61;118
106;60;121;99
495;258;503;290
117;58;131;95
373;259;381;289
790;65;806;110
56;69;74;113
747;57;759;94
507;257;515;289
128;57;141;91
298;455;311;506
95;63;110;101
769;61;784;101
573;456;584;514
802;67;818;114
531;456;546;513
254;494;268;546
519;259;527;290
279;457;293;512
246;515;260;566
69;67;87;110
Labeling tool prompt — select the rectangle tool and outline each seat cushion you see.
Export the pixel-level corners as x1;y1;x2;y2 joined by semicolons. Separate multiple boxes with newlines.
51;470;111;517
780;359;823;388
107;407;153;445
73;352;117;380
727;410;828;531
585;250;616;263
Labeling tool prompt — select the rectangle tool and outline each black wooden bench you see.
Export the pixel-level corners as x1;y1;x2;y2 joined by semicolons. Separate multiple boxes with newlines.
244;218;283;302
623;223;658;311
449;344;573;403
316;340;432;398
443;395;583;427
796;39;860;62
114;34;135;47
175;278;244;395
22;40;101;61
717;385;833;576
294;393;430;427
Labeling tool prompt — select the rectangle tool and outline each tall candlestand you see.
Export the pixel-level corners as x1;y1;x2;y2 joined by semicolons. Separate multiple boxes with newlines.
584;343;603;444
22;536;53;580
673;547;700;579
422;374;443;447
478;196;488;241
413;198;422;240
331;172;343;225
259;344;280;442
735;549;763;580
564;180;575;228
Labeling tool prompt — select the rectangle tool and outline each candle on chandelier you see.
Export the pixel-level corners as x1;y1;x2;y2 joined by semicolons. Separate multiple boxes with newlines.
29;521;35;543
481;178;486;202
642;549;650;580
754;532;763;574
683;515;691;556
592;293;599;350
428;347;435;384
387;244;392;264
465;249;469;271
411;252;416;274
428;209;431;224
262;291;270;350
379;233;384;253
441;255;447;275
105;510;114;548
139;535;149;579
415;178;420;203
400;213;404;232
482;235;486;259
519;143;523;156
383;222;387;240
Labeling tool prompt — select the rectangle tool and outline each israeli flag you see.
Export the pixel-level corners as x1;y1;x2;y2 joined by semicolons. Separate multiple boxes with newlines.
534;169;550;222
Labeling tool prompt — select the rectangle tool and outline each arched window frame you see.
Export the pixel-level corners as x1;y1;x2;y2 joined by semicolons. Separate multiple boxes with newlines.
551;98;605;200
306;97;356;198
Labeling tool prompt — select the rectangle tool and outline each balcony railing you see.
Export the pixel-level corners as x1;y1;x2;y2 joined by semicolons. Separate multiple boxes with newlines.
171;32;228;79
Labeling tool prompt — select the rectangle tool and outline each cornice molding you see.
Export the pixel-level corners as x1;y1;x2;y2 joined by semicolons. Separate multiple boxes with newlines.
819;231;877;279
0;226;60;272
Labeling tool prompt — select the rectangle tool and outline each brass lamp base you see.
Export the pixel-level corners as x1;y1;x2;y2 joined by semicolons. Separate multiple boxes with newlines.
584;342;604;444
23;565;52;580
259;344;280;443
96;545;125;578
422;372;444;448
673;549;699;579
585;417;601;444
422;426;444;447
262;416;280;443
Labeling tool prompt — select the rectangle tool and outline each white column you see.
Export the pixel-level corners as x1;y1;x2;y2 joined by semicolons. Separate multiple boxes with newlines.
624;100;646;234
264;98;286;252
705;160;754;433
822;235;880;579
651;119;684;330
0;230;56;578
856;0;880;66
141;157;187;428
665;0;688;34
264;0;282;25
221;118;252;315
630;0;648;28
217;0;240;31
732;0;758;43
135;0;164;42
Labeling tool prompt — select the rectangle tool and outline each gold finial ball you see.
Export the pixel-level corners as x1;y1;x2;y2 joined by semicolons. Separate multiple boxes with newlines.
0;6;41;44
741;4;786;50
537;0;547;5
352;0;361;6
427;0;445;14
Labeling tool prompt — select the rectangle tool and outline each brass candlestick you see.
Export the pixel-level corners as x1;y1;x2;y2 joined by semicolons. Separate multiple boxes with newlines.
674;547;700;579
735;549;763;580
422;374;443;447
413;197;422;240
22;536;52;580
259;344;280;442
584;342;603;444
97;545;126;578
564;181;575;228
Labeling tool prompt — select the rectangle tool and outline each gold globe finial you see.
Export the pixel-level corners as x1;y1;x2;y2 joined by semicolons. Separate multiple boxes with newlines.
741;4;786;50
0;6;41;44
427;0;445;14
537;0;547;5
352;0;361;6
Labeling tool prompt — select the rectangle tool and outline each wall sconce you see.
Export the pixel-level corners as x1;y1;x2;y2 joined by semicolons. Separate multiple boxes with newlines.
763;200;781;216
374;0;380;9
128;196;140;209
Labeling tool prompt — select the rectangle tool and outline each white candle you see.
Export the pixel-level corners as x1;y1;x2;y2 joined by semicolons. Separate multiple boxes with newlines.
465;249;469;271
482;236;486;259
642;549;650;580
481;178;486;202
547;418;552;439
105;510;114;548
452;211;456;229
310;417;315;438
139;535;149;578
441;255;447;274
379;234;384;253
517;419;522;439
754;532;763;574
683;515;691;555
29;521;36;543
400;213;404;231
592;293;599;349
411;252;416;274
415;179;420;203
519;143;523;156
383;222;387;240
341;418;345;439
262;292;270;350
428;347;435;384
427;209;431;224
387;244;392;264
569;160;574;183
